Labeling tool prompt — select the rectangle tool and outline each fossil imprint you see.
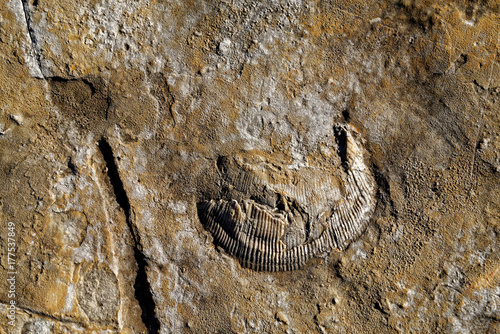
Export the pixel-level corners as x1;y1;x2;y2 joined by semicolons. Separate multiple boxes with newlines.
198;125;376;271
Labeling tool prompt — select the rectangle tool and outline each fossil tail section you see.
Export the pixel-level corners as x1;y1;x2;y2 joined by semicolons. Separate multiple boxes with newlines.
321;125;376;251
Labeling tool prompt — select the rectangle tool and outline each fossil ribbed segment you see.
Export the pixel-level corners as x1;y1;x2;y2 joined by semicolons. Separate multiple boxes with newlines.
198;125;376;271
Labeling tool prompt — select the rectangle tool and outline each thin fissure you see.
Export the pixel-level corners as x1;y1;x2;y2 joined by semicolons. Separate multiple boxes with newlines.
97;138;160;334
20;0;45;78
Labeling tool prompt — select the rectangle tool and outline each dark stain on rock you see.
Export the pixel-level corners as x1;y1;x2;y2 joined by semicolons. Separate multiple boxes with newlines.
49;76;110;132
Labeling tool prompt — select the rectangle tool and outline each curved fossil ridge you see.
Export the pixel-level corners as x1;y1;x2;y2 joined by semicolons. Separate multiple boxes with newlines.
198;125;376;271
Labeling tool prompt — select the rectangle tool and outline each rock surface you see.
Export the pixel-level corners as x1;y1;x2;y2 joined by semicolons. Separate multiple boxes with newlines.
0;0;499;333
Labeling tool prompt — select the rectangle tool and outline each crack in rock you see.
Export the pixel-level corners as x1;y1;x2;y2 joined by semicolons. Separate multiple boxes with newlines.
19;0;45;79
97;138;161;334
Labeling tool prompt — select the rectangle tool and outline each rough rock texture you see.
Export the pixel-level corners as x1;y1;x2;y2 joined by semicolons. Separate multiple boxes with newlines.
0;0;499;333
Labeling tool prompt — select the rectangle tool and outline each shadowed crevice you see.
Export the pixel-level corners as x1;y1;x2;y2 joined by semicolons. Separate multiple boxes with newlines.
97;138;161;334
334;125;349;168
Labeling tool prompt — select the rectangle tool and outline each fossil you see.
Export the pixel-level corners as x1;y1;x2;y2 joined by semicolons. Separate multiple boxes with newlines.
198;124;376;271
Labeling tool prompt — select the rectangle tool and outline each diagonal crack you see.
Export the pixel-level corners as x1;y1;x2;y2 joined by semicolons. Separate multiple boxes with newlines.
2;303;87;327
20;0;45;79
97;138;160;334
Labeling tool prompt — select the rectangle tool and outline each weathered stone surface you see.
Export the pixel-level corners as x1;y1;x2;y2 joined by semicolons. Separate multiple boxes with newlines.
0;0;499;333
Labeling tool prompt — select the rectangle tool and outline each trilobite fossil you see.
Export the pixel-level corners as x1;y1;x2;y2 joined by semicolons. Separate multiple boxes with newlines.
198;124;376;271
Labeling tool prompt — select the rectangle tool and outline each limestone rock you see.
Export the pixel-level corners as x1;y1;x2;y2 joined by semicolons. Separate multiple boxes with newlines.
0;0;499;333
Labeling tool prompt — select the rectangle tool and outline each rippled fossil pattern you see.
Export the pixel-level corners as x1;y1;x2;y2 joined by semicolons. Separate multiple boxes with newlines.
198;125;376;271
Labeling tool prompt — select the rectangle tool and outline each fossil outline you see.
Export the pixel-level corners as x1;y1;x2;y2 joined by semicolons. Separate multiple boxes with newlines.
198;124;376;271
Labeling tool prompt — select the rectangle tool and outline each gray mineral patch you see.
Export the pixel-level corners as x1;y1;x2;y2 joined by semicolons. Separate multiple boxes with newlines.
77;265;119;323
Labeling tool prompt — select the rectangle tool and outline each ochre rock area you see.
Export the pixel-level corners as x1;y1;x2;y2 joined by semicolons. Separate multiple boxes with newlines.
0;0;499;333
